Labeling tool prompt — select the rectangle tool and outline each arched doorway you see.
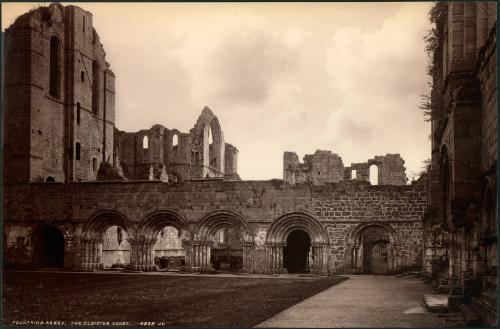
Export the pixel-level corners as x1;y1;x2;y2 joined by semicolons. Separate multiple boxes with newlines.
210;227;243;271
136;210;191;271
194;210;252;272
284;230;311;273
351;223;396;274
101;225;130;269
33;225;64;268
152;226;188;270
266;212;330;275
82;210;131;271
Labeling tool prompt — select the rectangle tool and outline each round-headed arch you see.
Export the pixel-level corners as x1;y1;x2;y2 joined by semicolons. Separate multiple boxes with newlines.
349;222;398;245
195;209;250;241
266;212;329;244
83;209;131;239
137;209;191;240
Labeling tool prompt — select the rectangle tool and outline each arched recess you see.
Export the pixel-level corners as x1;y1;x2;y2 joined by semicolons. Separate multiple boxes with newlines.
266;212;330;275
349;222;398;274
81;209;131;270
32;224;65;268
193;210;252;272
135;210;192;271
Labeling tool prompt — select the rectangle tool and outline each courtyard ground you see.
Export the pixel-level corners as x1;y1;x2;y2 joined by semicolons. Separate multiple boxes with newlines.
256;275;466;328
2;271;346;327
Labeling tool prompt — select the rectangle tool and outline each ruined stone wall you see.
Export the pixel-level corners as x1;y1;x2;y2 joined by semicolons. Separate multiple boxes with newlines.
285;151;407;186
3;3;115;183
4;180;426;274
114;107;238;182
284;150;344;185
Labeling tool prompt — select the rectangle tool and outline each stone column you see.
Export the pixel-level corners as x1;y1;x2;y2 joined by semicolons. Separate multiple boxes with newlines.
127;237;141;271
96;238;104;270
310;242;328;275
242;241;255;273
182;238;192;269
191;240;212;272
265;242;285;274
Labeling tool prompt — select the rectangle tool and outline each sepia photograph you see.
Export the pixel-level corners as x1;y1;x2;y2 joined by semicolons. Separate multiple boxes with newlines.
1;1;498;328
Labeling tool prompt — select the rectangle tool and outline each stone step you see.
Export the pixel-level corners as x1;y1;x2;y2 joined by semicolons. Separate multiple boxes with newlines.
424;294;448;313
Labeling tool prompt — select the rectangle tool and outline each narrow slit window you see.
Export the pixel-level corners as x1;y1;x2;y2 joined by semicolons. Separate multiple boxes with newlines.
75;142;81;161
76;102;81;124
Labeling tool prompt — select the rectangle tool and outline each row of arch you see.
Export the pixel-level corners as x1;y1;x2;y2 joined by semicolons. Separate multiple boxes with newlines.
30;210;400;275
81;209;329;245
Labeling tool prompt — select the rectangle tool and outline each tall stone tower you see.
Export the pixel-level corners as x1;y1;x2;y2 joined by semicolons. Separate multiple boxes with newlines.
3;3;115;183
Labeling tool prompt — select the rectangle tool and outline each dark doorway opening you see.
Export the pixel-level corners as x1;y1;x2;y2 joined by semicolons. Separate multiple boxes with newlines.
360;227;390;274
33;226;64;268
284;230;311;273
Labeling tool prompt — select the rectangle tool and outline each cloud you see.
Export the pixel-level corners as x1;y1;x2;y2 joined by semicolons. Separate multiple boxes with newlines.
207;30;300;104
2;2;433;181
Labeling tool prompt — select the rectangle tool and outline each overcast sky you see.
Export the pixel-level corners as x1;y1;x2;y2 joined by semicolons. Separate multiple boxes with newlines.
3;2;433;181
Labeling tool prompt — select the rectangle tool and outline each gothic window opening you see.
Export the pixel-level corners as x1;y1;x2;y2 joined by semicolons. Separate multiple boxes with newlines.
352;169;357;179
49;36;62;98
172;134;178;153
143;135;149;149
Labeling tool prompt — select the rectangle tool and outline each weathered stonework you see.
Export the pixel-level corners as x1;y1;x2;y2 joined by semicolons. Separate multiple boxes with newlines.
3;3;116;183
3;180;426;275
424;2;497;326
284;151;407;185
114;107;240;182
3;3;427;281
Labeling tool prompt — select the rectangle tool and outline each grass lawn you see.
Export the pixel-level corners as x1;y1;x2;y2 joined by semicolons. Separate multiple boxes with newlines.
3;272;347;327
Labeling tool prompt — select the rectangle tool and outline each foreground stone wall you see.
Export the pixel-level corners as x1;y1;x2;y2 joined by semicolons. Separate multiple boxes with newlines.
4;179;426;274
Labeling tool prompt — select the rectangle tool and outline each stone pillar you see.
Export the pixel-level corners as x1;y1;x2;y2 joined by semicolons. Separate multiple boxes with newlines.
265;242;285;274
80;238;103;271
242;241;255;273
181;238;192;270
127;237;141;271
310;242;328;275
191;240;212;272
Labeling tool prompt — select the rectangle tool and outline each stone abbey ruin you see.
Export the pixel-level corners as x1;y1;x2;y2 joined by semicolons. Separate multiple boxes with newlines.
2;2;497;325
